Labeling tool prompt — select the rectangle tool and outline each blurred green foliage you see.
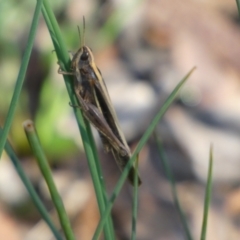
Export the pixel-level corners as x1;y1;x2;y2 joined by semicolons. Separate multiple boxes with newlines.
0;0;83;160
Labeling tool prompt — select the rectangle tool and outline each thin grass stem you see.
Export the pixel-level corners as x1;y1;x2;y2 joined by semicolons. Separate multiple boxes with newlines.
154;133;193;240
0;0;43;157
200;145;213;240
40;4;114;239
23;120;75;240
131;155;139;240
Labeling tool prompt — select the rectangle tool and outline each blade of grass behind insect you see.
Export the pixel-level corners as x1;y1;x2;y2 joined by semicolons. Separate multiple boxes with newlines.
23;120;75;240
236;0;240;15
131;155;139;240
92;67;196;240
41;3;114;239
0;127;63;240
154;132;193;240
0;0;43;157
200;145;213;240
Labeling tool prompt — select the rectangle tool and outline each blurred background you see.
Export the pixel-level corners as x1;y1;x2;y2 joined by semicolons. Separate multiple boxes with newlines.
1;0;240;239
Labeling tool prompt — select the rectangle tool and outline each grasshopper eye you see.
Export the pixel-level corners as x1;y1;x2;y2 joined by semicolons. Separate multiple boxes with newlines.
80;51;89;61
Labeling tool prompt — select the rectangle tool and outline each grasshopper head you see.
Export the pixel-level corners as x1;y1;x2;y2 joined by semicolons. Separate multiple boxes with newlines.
71;46;94;70
78;46;94;67
72;17;94;70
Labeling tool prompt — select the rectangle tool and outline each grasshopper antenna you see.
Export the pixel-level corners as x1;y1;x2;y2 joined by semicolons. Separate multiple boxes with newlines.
77;16;86;47
77;25;81;46
82;16;86;46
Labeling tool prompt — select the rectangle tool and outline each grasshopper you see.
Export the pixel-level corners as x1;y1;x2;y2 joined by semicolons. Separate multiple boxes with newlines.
59;18;141;185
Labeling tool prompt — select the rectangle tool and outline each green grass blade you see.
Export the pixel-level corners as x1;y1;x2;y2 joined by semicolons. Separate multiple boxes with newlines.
236;0;240;15
0;0;43;157
86;123;115;239
154;133;193;240
92;67;196;240
131;155;139;240
23;120;75;240
200;145;213;240
83;120;115;239
40;3;114;239
41;2;69;66
0;127;63;240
